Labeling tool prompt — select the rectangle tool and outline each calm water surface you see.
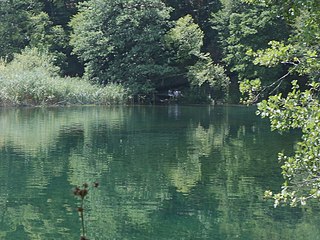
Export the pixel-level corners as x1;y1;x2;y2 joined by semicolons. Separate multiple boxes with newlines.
0;105;319;240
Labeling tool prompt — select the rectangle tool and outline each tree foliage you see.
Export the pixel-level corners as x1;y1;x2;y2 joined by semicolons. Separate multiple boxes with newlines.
0;0;42;60
0;0;83;74
164;14;203;63
164;14;229;93
260;81;320;207
0;0;231;102
187;54;229;90
70;0;174;95
211;0;290;100
240;0;320;206
70;1;229;97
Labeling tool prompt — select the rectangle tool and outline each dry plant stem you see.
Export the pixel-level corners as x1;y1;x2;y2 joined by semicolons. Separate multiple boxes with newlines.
81;198;85;237
74;182;99;240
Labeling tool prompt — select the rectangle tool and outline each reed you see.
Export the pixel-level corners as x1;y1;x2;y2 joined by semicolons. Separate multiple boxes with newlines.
0;48;128;106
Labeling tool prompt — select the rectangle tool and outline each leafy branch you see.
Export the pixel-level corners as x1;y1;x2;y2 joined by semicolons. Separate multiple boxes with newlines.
259;81;320;207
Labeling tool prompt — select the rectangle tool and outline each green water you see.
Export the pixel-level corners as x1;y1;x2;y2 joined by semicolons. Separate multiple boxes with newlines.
0;105;319;240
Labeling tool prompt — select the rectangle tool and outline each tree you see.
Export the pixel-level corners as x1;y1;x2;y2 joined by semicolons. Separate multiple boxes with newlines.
70;0;229;99
0;0;42;60
240;0;320;206
164;14;203;64
28;11;69;72
211;0;290;101
163;0;222;58
70;0;175;95
41;0;85;75
0;0;82;75
163;2;231;100
164;14;229;94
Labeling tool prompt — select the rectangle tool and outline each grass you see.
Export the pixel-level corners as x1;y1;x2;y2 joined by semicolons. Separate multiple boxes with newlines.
0;48;129;106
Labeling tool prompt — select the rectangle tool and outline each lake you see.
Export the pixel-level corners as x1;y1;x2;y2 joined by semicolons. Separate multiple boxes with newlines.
0;105;319;240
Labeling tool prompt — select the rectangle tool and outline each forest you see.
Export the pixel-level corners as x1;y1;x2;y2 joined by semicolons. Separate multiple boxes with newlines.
1;0;320;206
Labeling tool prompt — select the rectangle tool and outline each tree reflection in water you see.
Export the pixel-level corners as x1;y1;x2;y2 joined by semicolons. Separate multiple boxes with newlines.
0;106;318;239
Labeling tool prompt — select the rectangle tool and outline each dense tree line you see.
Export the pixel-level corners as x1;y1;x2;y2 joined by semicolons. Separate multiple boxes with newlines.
0;0;286;103
0;0;302;103
0;0;315;102
1;0;320;205
0;0;230;102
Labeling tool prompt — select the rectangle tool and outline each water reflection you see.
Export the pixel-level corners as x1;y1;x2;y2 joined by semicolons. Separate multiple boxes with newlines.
168;104;181;120
0;106;319;239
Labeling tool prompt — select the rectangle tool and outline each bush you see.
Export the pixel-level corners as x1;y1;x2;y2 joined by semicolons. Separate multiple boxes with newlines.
0;48;128;106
